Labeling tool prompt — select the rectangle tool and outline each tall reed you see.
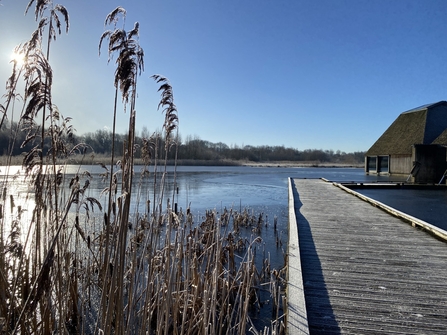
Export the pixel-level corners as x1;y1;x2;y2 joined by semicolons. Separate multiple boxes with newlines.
0;4;286;335
97;6;145;333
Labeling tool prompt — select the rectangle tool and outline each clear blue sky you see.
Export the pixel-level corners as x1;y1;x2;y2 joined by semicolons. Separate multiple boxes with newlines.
1;0;447;153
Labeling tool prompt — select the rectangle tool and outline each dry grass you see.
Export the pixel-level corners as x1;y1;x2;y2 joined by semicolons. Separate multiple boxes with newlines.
0;3;286;335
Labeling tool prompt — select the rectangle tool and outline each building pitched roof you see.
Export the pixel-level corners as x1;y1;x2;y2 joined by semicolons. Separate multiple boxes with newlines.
432;128;447;146
366;101;447;156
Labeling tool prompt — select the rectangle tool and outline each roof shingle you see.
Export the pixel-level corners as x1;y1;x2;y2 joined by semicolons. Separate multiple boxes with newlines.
366;101;447;156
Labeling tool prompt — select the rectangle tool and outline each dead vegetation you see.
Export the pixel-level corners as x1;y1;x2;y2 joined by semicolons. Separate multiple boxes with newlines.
0;2;286;334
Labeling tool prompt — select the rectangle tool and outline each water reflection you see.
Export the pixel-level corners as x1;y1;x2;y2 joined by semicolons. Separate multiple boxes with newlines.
3;165;445;251
2;166;443;230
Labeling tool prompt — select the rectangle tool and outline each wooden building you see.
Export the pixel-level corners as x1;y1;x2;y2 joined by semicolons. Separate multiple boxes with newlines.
365;101;447;183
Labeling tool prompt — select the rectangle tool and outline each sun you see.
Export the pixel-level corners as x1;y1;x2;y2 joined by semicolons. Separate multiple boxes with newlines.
10;49;25;67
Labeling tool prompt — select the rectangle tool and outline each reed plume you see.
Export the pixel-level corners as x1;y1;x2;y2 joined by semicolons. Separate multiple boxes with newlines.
0;4;286;334
98;7;144;333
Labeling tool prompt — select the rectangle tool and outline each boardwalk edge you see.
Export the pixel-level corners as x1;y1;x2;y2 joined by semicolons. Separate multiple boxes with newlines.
286;178;310;335
333;182;447;242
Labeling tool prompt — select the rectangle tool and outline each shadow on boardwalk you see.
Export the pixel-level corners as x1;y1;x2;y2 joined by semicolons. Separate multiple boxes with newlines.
291;178;447;334
292;180;341;334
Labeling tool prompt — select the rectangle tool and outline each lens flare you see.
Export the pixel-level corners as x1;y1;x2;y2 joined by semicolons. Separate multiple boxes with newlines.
10;49;25;67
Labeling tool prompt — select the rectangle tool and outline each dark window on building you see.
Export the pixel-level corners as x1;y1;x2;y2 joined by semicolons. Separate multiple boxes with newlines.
367;156;377;172
378;155;389;173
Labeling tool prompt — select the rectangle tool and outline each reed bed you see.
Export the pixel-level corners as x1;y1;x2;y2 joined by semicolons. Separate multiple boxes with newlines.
0;169;286;334
0;2;286;334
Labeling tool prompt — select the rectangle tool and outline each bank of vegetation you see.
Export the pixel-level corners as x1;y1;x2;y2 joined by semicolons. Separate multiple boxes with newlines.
0;123;365;166
0;2;286;334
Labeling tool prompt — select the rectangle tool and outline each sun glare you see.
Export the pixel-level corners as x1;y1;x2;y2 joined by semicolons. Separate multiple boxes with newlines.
10;50;25;67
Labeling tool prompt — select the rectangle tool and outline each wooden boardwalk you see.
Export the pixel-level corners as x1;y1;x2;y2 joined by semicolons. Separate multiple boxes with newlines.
290;178;447;334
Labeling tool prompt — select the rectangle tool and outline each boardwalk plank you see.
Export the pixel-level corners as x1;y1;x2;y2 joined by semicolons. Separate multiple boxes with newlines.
292;178;447;334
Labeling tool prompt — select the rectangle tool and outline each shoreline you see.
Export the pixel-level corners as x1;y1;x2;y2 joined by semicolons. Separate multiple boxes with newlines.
240;161;363;168
0;155;364;169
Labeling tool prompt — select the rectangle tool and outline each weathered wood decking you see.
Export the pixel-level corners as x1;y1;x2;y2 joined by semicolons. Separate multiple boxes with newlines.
289;178;447;334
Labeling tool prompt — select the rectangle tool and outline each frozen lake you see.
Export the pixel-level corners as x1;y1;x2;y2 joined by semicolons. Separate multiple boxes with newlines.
2;164;445;329
3;164;444;232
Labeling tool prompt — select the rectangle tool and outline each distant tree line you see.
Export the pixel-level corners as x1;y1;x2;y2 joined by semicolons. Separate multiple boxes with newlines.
175;135;364;164
0;122;365;164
